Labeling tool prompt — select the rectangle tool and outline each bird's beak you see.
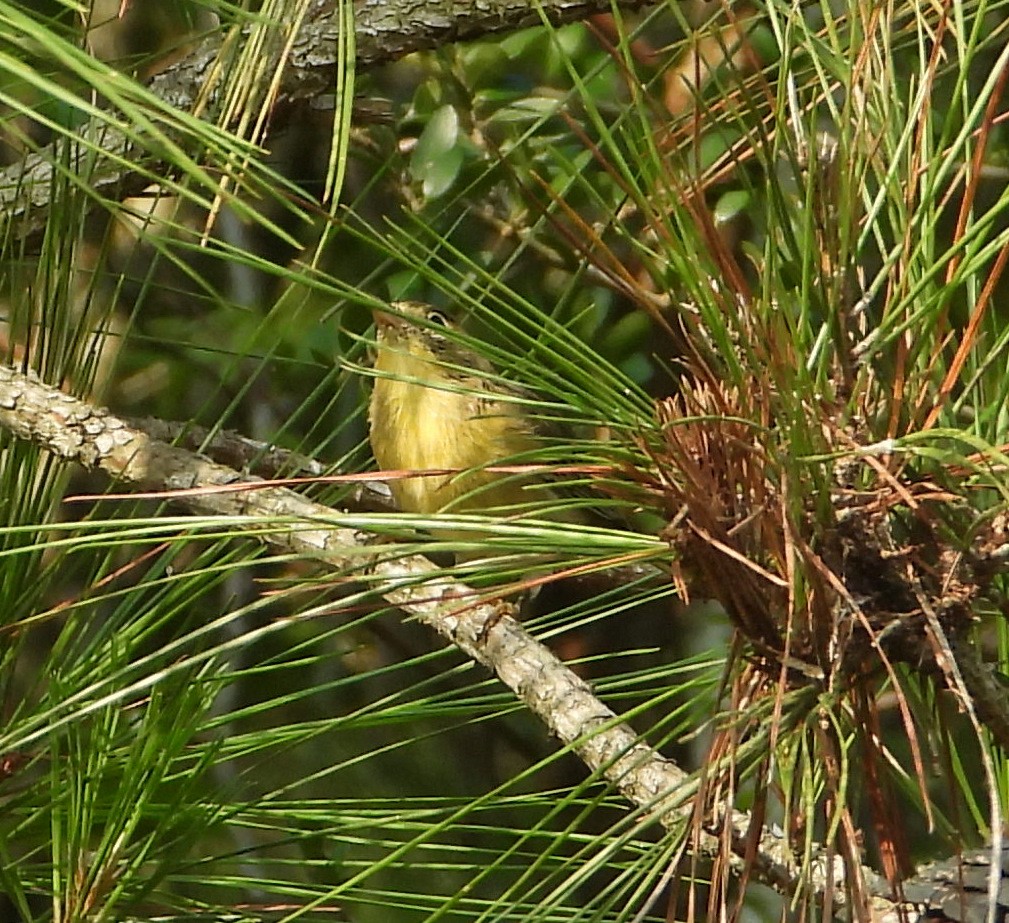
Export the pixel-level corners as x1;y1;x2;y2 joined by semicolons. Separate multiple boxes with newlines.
374;309;415;332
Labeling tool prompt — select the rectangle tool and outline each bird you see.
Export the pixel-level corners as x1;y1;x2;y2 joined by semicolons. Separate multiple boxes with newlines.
367;301;549;520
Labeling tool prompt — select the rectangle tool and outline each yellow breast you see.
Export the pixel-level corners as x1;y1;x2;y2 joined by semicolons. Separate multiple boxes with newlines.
369;351;537;516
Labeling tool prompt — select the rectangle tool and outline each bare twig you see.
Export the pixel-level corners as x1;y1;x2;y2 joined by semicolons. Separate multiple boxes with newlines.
128;415;397;512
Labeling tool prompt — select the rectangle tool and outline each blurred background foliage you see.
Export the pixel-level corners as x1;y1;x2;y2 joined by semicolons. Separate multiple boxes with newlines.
1;0;1009;919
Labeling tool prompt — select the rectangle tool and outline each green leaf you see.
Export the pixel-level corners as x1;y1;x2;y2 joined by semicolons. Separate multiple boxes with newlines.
410;103;463;198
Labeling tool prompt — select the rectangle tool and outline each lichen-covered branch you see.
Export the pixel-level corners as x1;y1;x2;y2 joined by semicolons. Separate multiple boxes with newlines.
0;361;804;893
3;361;1001;919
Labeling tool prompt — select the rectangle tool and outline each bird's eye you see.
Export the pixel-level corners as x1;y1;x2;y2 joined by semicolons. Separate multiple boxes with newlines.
427;311;451;327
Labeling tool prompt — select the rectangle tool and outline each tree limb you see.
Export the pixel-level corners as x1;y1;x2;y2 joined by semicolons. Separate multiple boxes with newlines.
0;360;806;898
1;0;655;244
7;361;1007;919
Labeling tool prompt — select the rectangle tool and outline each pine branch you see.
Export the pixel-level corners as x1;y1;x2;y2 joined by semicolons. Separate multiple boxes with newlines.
6;363;1005;919
1;0;655;245
0;360;809;901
